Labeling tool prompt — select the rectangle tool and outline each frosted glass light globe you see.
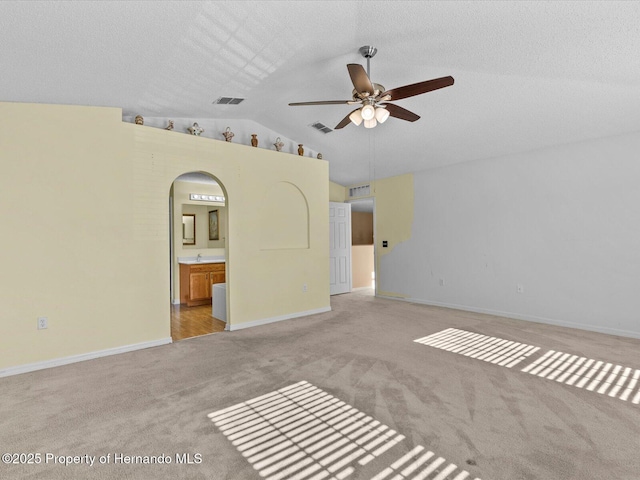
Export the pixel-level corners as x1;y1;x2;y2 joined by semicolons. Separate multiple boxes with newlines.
361;105;375;121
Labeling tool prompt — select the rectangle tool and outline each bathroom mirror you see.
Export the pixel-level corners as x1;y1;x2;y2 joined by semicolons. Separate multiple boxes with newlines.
182;214;195;245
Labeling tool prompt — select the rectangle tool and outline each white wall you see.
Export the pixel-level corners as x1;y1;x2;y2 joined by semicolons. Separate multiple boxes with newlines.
379;131;640;338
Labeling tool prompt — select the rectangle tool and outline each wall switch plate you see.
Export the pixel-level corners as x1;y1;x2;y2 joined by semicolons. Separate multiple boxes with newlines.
37;317;48;330
517;284;524;294
382;241;388;248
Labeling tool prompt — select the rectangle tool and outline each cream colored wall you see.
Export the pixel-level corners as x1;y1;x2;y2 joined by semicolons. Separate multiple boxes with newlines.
373;174;413;254
173;179;226;249
345;174;414;298
329;181;346;202
373;174;414;298
180;204;223;248
0;101;329;372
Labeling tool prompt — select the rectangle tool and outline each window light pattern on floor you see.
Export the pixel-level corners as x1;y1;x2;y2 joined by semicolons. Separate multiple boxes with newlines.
208;381;406;480
371;444;481;480
415;329;640;407
522;350;640;404
413;328;539;368
208;381;484;480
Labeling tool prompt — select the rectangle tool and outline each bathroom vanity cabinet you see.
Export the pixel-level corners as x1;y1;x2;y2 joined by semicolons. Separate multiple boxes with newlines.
179;262;226;306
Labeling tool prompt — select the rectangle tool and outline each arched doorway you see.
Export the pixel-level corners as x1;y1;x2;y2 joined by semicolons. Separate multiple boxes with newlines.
169;171;229;341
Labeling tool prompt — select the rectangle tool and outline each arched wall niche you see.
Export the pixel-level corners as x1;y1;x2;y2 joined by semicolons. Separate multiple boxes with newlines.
259;181;310;250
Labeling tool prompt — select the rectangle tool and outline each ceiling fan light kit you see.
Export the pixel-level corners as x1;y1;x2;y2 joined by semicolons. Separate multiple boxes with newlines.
361;104;376;121
349;109;363;126
288;46;454;130
375;107;390;123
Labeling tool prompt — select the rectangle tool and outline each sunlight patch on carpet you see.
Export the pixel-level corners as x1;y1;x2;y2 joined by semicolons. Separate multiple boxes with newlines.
370;444;481;480
413;328;539;368
522;350;640;403
415;328;640;407
208;381;404;479
208;381;482;480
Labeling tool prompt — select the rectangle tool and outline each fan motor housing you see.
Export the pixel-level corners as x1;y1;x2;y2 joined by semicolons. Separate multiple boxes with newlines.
352;83;385;101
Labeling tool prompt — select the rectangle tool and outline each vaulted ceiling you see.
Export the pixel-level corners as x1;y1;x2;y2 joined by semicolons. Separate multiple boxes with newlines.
2;1;639;185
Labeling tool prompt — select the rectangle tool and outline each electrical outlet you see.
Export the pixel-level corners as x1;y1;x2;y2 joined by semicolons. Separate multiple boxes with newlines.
439;278;445;286
517;284;524;294
302;283;308;292
37;317;48;330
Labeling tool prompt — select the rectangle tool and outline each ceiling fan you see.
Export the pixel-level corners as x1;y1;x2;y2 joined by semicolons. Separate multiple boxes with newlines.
289;46;454;130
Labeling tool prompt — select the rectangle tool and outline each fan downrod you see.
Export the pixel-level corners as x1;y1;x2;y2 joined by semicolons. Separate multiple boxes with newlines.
359;46;377;79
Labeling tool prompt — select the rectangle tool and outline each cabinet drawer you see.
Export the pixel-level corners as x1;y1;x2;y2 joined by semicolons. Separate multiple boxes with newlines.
210;263;225;272
211;272;225;284
189;264;213;273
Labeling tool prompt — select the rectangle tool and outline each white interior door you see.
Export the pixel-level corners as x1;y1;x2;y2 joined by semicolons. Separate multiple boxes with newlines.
329;202;352;295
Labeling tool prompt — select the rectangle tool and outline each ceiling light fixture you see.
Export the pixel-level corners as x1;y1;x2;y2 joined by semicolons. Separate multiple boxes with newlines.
289;45;454;130
375;107;390;123
361;104;375;121
190;193;225;202
363;118;377;129
349;109;363;126
349;104;388;128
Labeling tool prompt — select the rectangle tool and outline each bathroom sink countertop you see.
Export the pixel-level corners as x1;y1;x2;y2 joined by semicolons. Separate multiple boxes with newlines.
178;256;225;264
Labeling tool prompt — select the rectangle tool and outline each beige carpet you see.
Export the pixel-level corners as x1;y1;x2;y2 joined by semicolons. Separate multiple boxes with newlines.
1;290;640;479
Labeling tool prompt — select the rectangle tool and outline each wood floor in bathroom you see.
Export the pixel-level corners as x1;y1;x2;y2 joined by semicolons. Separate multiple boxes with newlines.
170;303;226;341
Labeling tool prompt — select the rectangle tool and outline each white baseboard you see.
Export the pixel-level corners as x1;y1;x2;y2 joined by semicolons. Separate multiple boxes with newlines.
0;337;173;378
228;306;332;332
377;295;640;340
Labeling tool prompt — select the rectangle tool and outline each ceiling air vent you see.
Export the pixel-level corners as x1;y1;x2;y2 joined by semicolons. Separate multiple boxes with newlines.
348;184;371;198
309;121;333;134
213;97;245;105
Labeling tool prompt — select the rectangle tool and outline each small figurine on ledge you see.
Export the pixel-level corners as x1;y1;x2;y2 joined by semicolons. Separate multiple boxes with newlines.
188;122;204;136
273;137;284;152
251;134;258;147
298;144;304;156
165;120;174;130
134;115;144;125
317;153;323;160
222;127;234;142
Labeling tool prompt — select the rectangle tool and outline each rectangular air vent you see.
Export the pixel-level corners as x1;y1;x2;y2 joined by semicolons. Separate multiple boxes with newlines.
213;97;245;105
348;184;371;198
309;121;333;134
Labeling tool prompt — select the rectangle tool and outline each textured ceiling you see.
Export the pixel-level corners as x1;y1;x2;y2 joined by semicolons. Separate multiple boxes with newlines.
1;1;639;185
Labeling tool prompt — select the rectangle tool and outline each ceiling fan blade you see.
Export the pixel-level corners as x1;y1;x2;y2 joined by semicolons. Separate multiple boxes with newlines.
347;64;374;96
382;103;420;122
335;109;360;129
382;76;454;101
289;100;352;106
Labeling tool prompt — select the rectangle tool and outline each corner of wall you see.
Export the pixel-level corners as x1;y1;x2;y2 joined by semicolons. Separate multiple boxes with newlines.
329;181;347;202
372;173;414;255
